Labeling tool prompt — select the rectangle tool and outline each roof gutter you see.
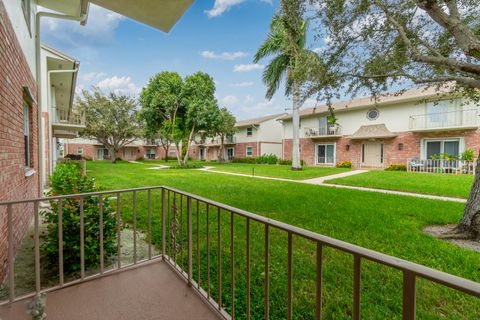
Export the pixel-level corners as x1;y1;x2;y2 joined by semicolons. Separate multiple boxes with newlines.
35;9;88;196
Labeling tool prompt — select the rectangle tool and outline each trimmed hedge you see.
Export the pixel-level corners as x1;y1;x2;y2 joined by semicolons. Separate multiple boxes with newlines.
336;161;352;168
385;164;407;171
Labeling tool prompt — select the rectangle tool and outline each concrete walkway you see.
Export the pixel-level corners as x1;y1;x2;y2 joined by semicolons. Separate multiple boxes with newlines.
200;167;466;203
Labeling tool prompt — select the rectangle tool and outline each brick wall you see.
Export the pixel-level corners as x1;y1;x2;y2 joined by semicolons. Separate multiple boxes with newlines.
283;128;480;167
234;142;258;158
0;1;39;283
64;143;174;161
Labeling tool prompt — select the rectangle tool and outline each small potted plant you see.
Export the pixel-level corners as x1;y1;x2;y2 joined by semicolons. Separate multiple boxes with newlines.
327;116;339;134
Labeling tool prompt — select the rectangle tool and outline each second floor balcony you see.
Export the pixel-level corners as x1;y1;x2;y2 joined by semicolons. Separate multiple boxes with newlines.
409;108;479;131
304;124;342;138
1;186;479;319
52;108;86;132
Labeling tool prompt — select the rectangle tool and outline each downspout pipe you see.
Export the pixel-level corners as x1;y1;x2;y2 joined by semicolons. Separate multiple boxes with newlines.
35;11;87;197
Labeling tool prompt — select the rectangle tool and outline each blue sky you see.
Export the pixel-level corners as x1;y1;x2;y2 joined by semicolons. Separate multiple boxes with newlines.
41;0;320;120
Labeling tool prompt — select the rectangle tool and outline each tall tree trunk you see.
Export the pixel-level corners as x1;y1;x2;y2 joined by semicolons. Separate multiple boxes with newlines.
163;144;169;162
175;142;183;166
183;129;195;167
218;136;225;163
291;80;302;170
108;146;116;164
458;156;480;238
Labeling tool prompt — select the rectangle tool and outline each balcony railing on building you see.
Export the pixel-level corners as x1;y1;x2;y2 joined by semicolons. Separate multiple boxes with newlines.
1;186;479;319
208;136;236;145
409;109;479;131
52;108;86;130
305;124;341;137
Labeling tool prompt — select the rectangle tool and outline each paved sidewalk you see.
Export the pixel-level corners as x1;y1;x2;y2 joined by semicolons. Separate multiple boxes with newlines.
200;167;466;203
302;170;368;184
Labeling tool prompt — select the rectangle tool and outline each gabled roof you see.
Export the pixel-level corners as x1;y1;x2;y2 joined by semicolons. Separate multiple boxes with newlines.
349;124;397;140
235;113;288;128
278;86;455;121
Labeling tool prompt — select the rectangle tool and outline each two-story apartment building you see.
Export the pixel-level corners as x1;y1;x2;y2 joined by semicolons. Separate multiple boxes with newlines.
64;137;177;161
280;87;480;167
192;113;286;161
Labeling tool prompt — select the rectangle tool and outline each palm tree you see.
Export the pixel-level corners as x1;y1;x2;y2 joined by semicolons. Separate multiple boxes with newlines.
254;4;313;170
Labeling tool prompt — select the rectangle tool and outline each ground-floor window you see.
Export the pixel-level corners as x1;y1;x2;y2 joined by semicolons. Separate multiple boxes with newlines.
146;149;156;160
226;147;235;160
316;143;335;165
246;146;253;157
77;147;84;155
23;102;31;167
97;148;109;160
424;138;462;159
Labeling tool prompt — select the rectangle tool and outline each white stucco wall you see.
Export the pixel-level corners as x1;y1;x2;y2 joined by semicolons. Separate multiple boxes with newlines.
4;0;36;77
260;143;282;157
257;118;283;142
282;98;475;139
235;126;258;143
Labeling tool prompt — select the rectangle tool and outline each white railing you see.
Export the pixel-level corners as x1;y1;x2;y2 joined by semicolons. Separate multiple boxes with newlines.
407;158;476;174
52;108;85;126
352;158;386;169
305;124;341;137
409;109;479;130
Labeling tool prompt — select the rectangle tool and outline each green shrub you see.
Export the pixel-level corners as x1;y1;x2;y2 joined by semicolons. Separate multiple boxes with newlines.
169;163;204;169
41;162;117;274
256;154;278;164
277;159;305;166
385;164;407;171
336;161;352;168
461;149;475;161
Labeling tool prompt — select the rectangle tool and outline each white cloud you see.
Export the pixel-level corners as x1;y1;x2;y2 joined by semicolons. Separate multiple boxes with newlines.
221;95;239;105
205;0;272;17
233;63;264;72
41;4;124;48
229;81;254;87
81;71;107;82
96;76;141;96
200;50;248;60
239;98;284;117
205;0;246;18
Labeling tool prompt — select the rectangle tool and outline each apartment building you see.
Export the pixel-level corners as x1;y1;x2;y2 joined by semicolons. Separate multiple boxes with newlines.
64;137;177;161
192;113;286;161
280;87;480;167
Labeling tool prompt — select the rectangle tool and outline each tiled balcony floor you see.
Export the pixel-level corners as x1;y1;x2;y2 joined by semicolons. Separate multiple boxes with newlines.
0;261;222;320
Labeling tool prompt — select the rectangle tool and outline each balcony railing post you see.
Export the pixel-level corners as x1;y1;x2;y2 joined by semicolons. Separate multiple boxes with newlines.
403;271;416;320
187;196;193;286
80;198;85;279
99;195;104;274
7;204;14;302
34;201;40;293
162;188;166;257
58;200;64;286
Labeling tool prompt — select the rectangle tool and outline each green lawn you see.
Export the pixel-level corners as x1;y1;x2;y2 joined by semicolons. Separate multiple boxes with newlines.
326;170;474;199
208;162;350;180
86;161;479;319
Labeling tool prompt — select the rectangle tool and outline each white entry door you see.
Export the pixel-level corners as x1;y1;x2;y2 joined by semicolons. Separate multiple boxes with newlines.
362;143;384;167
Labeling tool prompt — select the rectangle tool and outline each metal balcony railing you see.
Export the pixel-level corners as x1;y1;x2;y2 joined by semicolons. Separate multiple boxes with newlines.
304;124;341;137
52;108;85;127
409;109;479;130
1;186;479;319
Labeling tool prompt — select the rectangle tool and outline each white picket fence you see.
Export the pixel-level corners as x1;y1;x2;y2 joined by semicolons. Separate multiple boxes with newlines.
407;158;476;175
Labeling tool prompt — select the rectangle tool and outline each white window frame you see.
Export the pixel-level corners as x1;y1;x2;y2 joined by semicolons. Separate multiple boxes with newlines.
77;147;84;155
246;127;253;137
315;143;336;165
421;137;464;159
23;103;31;168
246;146;254;157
